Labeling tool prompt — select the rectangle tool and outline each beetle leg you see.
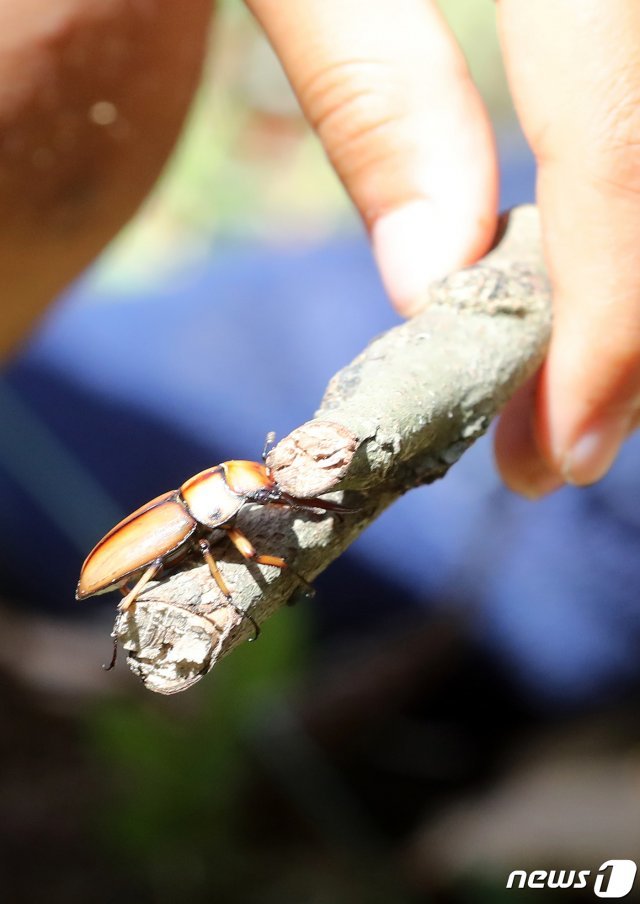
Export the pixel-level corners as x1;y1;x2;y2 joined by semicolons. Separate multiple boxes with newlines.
103;636;119;671
117;560;162;612
226;527;315;597
197;538;260;641
277;492;359;514
197;538;232;598
103;612;122;671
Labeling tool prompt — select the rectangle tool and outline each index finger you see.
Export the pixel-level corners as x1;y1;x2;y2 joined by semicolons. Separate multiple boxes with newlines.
247;0;498;313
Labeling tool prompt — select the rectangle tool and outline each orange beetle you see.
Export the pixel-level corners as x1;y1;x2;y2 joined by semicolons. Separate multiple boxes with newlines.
77;436;351;662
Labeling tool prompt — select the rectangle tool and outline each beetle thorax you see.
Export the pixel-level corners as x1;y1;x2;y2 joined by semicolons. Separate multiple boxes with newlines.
180;466;244;529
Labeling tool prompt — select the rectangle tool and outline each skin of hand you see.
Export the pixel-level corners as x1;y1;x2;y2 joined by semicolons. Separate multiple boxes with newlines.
2;0;639;498
0;0;213;356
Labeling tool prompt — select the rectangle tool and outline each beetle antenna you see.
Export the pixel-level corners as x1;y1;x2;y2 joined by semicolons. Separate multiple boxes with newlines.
262;431;276;464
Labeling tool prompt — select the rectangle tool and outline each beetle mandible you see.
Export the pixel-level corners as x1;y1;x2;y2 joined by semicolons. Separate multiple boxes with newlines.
77;434;352;663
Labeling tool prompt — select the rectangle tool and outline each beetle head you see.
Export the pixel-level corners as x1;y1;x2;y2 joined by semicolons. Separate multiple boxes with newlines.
222;461;275;496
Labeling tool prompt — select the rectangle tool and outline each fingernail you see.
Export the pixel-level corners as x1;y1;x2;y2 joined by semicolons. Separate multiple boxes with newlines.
372;200;471;316
562;411;632;485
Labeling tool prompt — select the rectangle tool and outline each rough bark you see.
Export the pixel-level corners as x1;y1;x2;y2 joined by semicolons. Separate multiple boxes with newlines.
114;204;552;694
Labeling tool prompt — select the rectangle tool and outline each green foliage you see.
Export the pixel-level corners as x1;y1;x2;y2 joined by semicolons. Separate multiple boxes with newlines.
87;605;309;900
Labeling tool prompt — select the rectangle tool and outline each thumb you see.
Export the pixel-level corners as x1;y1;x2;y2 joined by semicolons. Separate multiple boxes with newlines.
246;0;498;314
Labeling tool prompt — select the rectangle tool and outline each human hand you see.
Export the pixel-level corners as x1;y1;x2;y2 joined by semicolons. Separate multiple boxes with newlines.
494;0;640;496
4;1;639;501
248;0;640;497
0;0;212;357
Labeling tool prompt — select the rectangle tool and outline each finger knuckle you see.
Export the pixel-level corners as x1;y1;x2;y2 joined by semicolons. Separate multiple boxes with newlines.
299;59;408;185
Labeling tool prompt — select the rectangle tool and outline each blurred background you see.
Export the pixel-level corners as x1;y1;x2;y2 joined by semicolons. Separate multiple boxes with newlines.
1;1;640;901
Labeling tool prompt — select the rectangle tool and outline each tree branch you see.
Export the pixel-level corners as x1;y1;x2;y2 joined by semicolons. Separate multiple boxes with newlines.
115;205;551;694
